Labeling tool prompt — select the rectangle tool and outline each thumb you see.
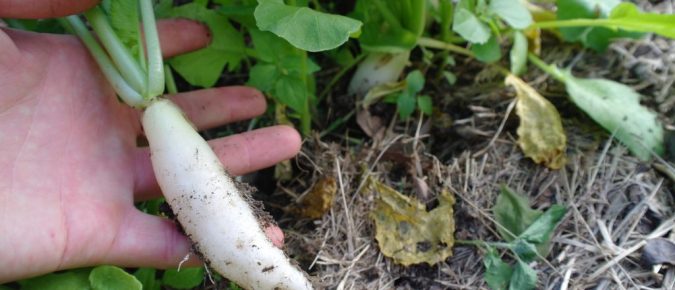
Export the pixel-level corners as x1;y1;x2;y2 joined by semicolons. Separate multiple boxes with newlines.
0;0;99;18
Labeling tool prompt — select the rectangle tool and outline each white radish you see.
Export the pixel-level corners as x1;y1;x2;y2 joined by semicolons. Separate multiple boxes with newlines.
142;99;313;290
347;51;410;97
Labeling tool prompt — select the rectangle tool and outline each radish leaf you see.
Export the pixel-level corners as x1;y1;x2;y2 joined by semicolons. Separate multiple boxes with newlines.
471;34;502;63
556;0;641;51
556;68;664;160
106;0;142;61
89;266;142;290
254;0;362;52
484;247;513;290
509;259;537;290
453;8;491;44
161;267;205;289
488;0;533;29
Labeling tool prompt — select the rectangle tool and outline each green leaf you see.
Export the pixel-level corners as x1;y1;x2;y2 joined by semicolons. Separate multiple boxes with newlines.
161;268;205;289
443;71;457;86
493;186;541;242
606;3;675;39
107;0;141;60
160;3;245;87
484;247;513;290
19;269;91;290
417;95;433;116
509;259;537;290
247;64;279;92
556;0;640;51
89;266;142;290
275;75;310;114
509;31;527;76
133;268;160;290
471;34;502;63
556;68;665;160
397;92;416;120
405;70;425;94
488;0;533;29
511;239;539;262
519;205;567;244
453;8;491;44
254;0;362;52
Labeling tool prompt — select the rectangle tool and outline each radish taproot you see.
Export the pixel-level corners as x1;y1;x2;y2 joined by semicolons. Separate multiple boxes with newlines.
59;1;313;289
143;99;312;290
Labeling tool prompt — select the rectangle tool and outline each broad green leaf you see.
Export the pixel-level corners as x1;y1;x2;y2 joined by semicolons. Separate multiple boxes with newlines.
275;75;310;114
89;266;142;290
519;205;567;244
509;31;528;76
107;0;141;60
417;95;433;115
453;8;491;44
484;247;513;290
471;34;502;63
556;0;640;51
247;64;279;92
509;259;537;290
493;186;541;242
556;68;664;160
133;268;160;290
511;239;539;262
19;269;91;290
254;0;362;52
488;0;533;29
368;177;456;266
505;74;567;169
161;268;205;289
160;3;245;87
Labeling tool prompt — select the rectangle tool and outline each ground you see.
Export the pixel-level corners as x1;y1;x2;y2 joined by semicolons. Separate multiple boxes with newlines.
246;2;675;289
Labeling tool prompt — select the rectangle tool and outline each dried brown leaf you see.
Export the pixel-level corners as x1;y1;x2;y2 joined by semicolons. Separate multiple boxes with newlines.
506;74;567;169
368;177;455;266
297;177;337;219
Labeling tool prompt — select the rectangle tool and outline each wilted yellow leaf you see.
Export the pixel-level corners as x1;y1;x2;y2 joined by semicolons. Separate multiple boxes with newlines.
296;177;337;219
367;177;455;266
506;74;567;169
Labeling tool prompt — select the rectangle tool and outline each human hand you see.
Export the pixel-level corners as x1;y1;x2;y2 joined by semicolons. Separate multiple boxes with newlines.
0;1;301;282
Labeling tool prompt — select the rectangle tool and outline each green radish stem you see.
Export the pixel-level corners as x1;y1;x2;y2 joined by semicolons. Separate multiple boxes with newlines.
139;0;164;98
59;16;145;108
85;6;147;93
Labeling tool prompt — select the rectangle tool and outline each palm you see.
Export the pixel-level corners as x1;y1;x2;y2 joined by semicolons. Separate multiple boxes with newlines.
0;23;300;282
